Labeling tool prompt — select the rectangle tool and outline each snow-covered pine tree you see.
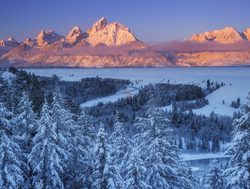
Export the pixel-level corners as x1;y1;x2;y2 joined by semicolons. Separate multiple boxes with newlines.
123;146;149;189
13;91;37;188
0;102;26;189
93;123;117;189
50;86;74;185
0;73;12;109
66;109;95;189
206;159;225;189
223;101;250;189
0;102;12;135
93;123;108;189
134;106;197;189
14;91;37;155
28;101;65;189
108;112;131;187
51;87;73;155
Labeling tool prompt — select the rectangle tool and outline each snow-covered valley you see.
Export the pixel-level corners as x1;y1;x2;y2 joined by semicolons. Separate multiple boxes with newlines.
26;67;250;117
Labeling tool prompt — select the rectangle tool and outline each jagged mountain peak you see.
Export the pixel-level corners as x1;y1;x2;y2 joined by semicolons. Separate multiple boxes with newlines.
66;26;87;45
87;17;107;36
24;37;36;47
86;18;138;46
189;26;244;44
243;28;250;40
7;36;18;42
0;36;19;47
36;30;62;47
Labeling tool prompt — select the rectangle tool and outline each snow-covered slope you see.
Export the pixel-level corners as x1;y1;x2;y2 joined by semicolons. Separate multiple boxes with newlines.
193;84;247;117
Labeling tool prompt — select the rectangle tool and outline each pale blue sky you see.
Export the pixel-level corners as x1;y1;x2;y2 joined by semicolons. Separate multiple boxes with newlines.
0;0;249;42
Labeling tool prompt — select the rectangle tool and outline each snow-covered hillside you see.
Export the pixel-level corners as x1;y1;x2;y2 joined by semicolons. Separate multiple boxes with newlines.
26;67;250;117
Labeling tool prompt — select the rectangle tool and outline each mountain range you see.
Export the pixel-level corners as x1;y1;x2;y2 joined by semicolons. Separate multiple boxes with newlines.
1;17;250;67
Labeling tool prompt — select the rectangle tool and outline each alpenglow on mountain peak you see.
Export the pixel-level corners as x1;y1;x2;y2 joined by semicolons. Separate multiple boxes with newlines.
188;26;249;44
1;21;250;68
13;17;139;48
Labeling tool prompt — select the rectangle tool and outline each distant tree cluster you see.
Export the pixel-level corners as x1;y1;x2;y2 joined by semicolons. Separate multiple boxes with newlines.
230;97;241;109
206;79;225;94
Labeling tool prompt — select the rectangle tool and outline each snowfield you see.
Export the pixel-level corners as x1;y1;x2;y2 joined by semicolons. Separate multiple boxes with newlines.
81;86;139;107
26;67;250;116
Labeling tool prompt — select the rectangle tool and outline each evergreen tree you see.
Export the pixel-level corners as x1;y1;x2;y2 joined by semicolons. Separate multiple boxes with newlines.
0;102;26;189
134;106;197;189
77;110;96;188
93;124;116;189
207;160;225;189
66;110;95;189
50;87;74;185
0;102;12;135
29;74;44;114
123;145;149;189
10;70;30;112
0;74;12;109
224;104;250;189
51;87;73;154
14;91;37;154
109;113;130;179
13;91;37;188
28;101;65;189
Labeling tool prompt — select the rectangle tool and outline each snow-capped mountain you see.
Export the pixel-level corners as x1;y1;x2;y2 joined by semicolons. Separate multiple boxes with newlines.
86;18;138;46
188;27;246;44
87;17;107;36
0;37;19;47
65;26;87;45
36;30;63;47
24;38;36;47
1;21;250;67
243;28;250;40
